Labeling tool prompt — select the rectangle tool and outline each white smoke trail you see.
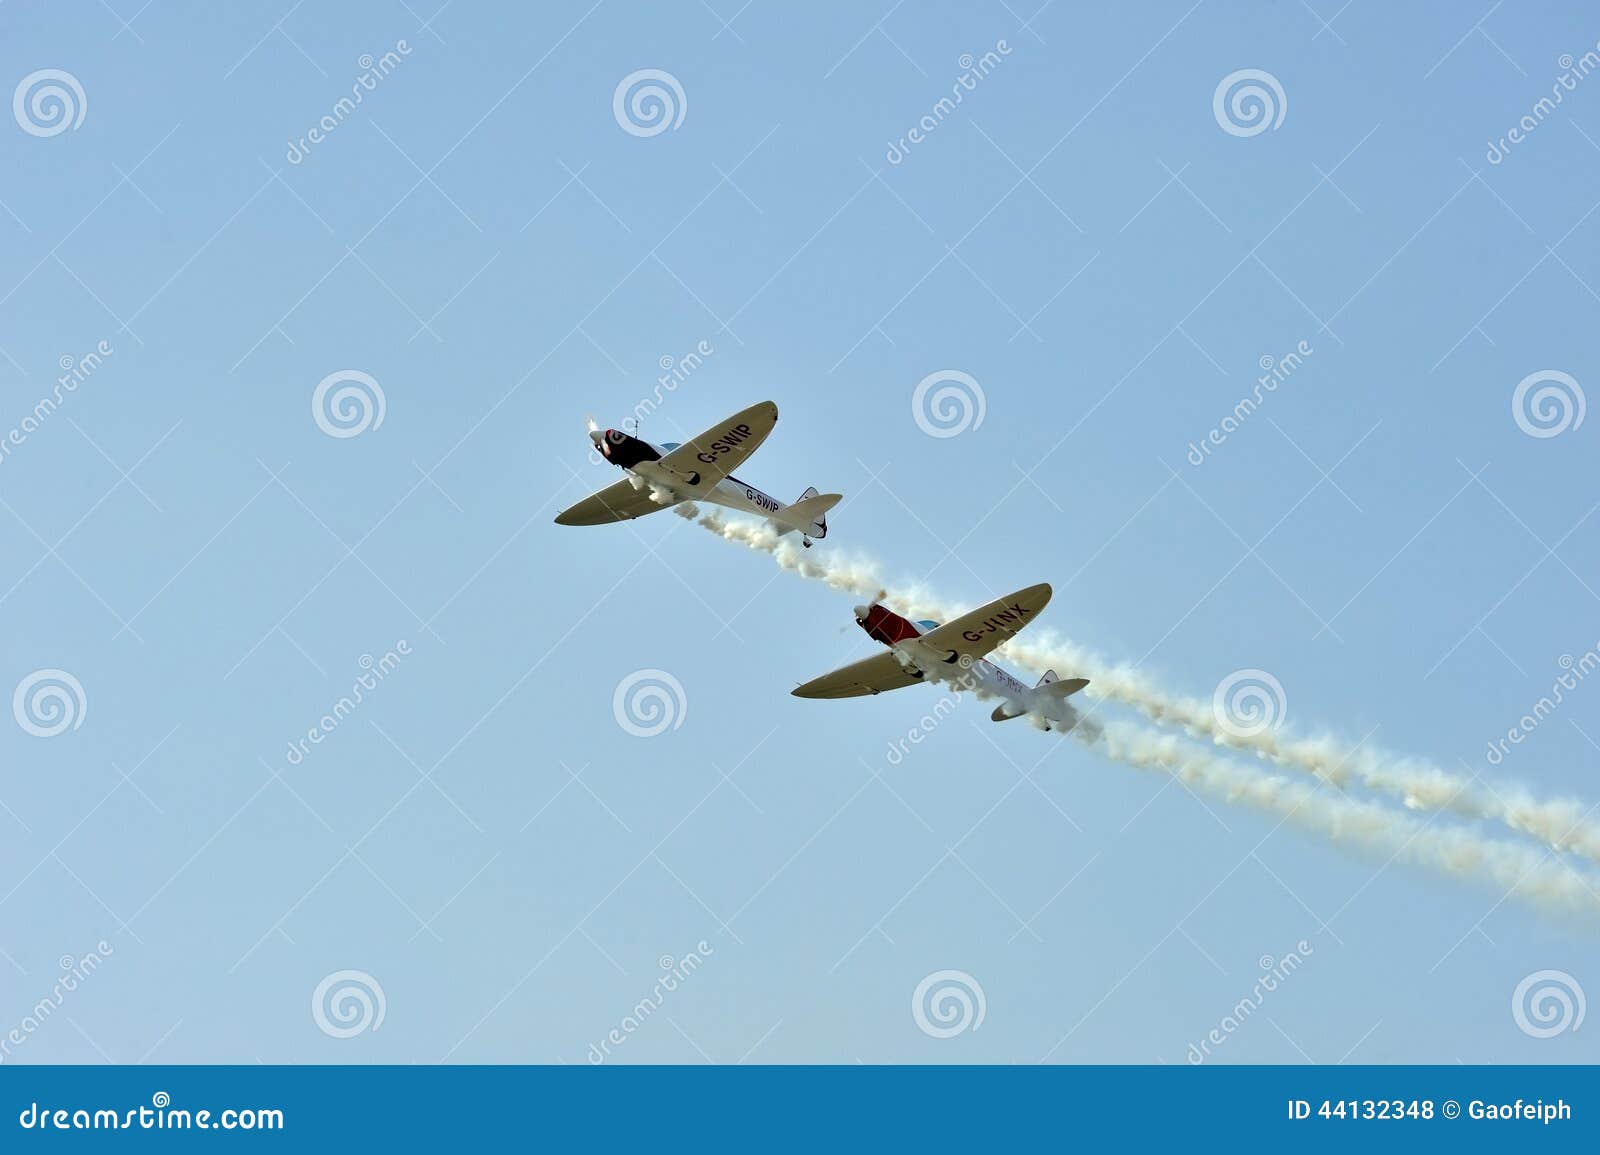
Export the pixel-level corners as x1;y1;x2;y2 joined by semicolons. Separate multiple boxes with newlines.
1087;720;1600;916
674;502;898;602
672;506;1600;866
671;507;1600;912
1003;628;1600;865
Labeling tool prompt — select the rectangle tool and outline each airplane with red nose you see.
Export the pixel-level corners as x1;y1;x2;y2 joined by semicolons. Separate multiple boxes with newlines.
792;583;1090;731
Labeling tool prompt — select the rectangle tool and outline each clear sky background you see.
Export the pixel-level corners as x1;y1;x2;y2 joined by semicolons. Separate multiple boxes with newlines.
1;1;1597;1064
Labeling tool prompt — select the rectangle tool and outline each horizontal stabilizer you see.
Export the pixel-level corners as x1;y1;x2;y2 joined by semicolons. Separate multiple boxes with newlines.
1039;676;1089;698
990;703;1027;722
773;491;841;539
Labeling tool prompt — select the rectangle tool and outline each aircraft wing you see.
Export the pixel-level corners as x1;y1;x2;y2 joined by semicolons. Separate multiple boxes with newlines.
554;477;674;525
792;652;923;699
916;582;1053;662
650;401;778;492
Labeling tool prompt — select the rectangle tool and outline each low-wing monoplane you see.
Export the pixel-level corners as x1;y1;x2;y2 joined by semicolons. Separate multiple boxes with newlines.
792;583;1090;730
554;401;841;547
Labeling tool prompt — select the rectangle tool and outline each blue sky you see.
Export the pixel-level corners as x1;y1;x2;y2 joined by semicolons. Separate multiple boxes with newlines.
1;1;1597;1064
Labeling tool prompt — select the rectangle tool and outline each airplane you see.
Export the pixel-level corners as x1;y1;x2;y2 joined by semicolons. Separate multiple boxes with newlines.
791;582;1091;731
554;400;842;547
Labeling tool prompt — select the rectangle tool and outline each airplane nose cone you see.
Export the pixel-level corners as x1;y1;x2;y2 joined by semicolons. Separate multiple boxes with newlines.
589;428;604;447
853;605;870;621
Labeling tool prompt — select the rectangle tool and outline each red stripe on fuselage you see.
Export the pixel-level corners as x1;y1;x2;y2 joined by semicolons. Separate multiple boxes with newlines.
859;604;922;647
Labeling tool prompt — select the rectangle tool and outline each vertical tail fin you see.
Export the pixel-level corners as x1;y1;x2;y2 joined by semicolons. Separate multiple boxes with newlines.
1035;669;1059;689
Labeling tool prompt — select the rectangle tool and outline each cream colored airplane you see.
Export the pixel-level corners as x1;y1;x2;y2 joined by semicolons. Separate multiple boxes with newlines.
555;401;841;547
793;583;1090;730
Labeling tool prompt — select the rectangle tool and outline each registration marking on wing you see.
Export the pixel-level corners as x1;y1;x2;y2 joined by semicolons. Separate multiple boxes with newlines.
962;601;1034;642
696;422;756;465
